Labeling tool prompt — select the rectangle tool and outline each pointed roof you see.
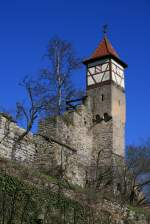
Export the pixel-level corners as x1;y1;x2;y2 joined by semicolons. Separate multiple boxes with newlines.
91;36;120;60
83;36;127;68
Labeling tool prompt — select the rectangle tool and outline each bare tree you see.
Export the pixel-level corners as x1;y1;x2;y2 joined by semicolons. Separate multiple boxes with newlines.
39;36;82;116
11;77;45;159
126;142;150;205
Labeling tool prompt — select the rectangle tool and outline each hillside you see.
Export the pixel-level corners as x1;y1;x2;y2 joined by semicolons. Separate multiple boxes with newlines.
0;157;149;224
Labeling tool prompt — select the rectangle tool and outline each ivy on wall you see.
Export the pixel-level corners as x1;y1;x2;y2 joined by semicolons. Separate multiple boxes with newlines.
0;173;92;224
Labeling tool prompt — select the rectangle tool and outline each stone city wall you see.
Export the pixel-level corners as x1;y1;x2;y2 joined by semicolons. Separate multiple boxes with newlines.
0;114;35;162
0;112;90;186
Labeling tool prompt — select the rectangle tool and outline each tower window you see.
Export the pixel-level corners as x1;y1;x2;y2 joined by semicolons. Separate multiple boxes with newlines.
118;100;121;106
101;94;104;101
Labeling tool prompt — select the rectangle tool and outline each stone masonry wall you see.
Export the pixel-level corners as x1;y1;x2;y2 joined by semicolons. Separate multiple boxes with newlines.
0;113;69;174
0;112;91;186
38;102;94;186
0;114;35;162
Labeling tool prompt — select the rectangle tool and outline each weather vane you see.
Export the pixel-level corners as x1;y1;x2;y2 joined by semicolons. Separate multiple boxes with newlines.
103;24;108;36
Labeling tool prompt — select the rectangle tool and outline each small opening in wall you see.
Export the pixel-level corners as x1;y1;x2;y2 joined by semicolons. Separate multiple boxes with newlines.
84;118;87;125
103;113;112;122
95;114;101;122
118;100;121;106
117;183;121;192
101;94;104;101
103;113;108;120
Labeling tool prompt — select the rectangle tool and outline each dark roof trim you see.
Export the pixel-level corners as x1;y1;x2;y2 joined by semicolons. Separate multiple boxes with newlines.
83;54;128;68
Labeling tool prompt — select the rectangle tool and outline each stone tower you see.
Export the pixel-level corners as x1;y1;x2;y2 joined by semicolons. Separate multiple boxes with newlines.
83;35;127;162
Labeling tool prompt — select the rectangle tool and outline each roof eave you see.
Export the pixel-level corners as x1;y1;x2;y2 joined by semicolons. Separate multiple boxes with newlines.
83;55;128;68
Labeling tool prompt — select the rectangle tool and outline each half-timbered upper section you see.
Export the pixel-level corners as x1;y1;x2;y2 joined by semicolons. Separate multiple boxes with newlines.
83;36;127;90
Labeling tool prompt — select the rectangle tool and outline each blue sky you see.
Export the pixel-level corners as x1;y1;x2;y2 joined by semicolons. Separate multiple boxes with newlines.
0;0;150;145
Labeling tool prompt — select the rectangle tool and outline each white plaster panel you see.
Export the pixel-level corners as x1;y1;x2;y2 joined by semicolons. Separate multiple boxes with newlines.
88;67;95;75
111;59;124;70
102;71;110;81
94;73;103;82
88;76;95;85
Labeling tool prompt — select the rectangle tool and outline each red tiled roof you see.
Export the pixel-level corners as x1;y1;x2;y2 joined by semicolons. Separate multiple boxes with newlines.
91;36;120;60
83;36;127;68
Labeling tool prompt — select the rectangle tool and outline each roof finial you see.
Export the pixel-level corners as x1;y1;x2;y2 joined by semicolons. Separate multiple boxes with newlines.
102;24;108;37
